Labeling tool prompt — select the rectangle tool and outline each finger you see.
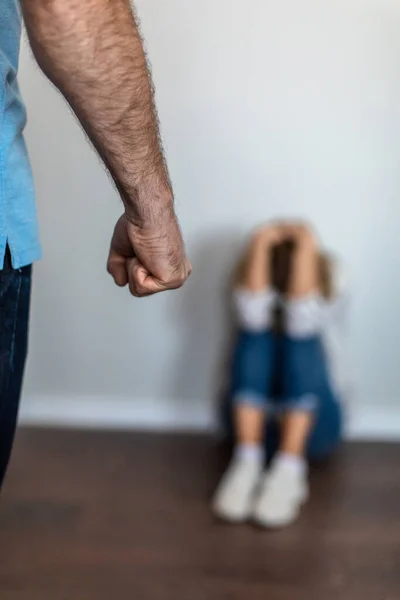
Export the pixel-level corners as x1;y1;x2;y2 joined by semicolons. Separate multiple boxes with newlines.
127;258;140;297
128;259;189;297
134;263;168;295
127;259;165;297
107;249;128;287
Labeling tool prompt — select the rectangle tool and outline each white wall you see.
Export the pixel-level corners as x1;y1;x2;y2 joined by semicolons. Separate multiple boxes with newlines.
19;0;400;434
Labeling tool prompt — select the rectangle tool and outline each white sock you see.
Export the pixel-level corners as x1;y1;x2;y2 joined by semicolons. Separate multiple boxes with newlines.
273;452;307;476
234;443;265;466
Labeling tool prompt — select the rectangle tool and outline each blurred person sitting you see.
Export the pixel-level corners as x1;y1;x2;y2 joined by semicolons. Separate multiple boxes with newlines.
213;222;349;528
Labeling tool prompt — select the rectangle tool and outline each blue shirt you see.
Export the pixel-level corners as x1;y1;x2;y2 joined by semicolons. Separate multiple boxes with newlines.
0;0;41;269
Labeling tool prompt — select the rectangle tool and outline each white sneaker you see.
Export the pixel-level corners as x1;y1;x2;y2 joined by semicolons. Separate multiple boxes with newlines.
252;460;309;528
212;456;262;523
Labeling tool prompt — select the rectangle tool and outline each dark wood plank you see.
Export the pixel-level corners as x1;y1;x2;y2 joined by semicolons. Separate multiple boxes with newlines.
0;428;399;599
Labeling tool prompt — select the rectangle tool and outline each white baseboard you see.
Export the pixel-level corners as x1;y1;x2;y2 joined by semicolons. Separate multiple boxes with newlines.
20;394;215;432
20;394;400;441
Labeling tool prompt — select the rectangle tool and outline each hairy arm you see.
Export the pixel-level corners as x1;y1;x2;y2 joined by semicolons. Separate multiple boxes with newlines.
21;0;191;295
21;0;172;224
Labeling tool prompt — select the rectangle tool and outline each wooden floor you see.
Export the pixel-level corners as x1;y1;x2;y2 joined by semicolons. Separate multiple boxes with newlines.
0;429;399;599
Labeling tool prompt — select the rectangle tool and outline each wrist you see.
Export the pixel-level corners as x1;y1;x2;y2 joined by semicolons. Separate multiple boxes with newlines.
122;180;175;229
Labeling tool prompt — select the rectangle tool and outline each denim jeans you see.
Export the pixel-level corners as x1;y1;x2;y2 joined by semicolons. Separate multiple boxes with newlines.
0;249;31;488
225;330;343;460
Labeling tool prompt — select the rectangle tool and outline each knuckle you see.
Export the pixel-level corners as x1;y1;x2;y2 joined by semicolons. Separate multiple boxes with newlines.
174;272;187;288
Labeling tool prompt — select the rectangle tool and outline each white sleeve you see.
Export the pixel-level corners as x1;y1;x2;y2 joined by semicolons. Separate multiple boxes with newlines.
285;256;349;339
233;288;277;332
285;293;325;338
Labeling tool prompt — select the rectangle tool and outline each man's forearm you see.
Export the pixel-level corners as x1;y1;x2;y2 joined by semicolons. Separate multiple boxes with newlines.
21;0;173;225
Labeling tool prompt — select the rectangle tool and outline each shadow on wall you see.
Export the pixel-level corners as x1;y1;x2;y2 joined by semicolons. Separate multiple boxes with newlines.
166;228;246;425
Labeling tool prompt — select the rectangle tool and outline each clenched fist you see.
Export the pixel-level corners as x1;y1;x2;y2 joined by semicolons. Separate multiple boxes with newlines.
107;211;191;297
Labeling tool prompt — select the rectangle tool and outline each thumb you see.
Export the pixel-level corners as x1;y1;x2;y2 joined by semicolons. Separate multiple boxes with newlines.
127;258;167;297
